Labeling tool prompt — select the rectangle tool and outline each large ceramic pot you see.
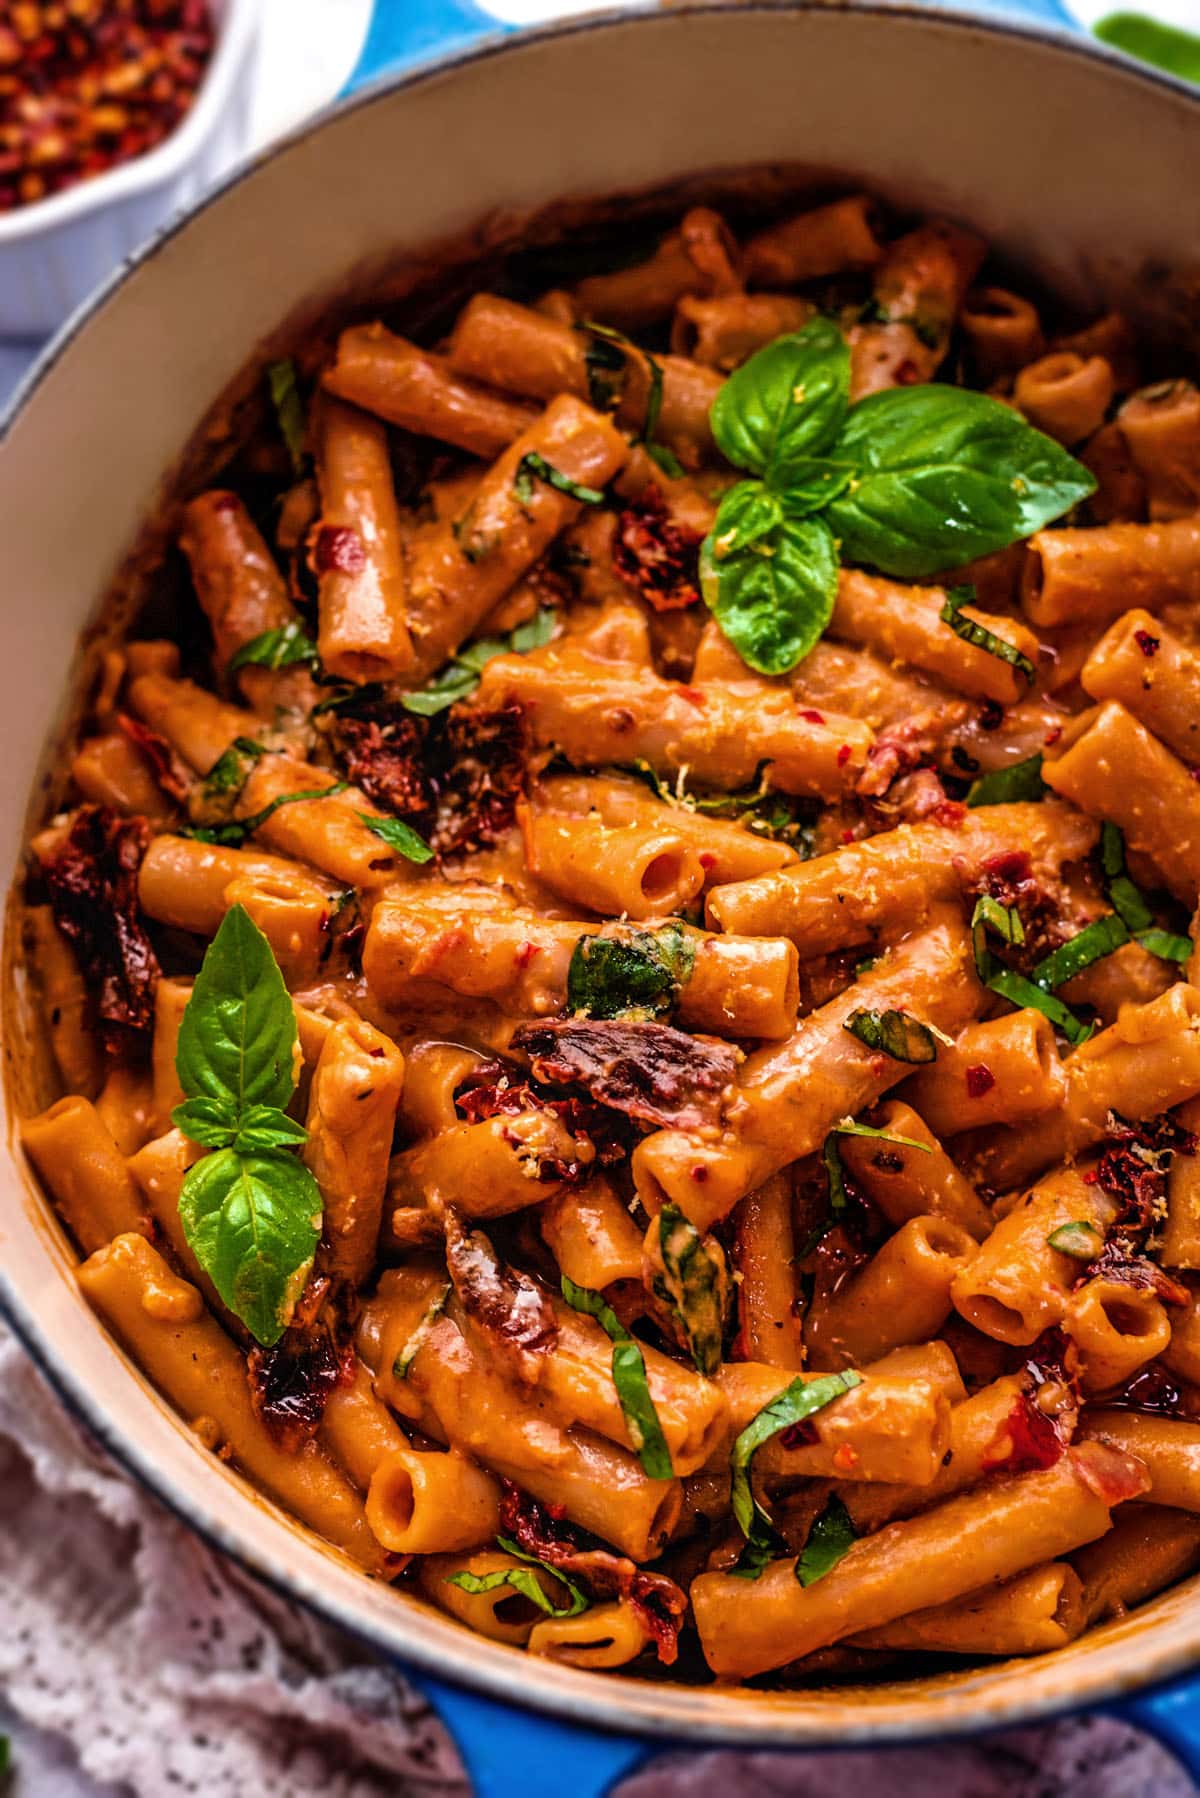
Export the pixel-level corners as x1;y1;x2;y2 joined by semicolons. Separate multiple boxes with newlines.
1;6;1198;1794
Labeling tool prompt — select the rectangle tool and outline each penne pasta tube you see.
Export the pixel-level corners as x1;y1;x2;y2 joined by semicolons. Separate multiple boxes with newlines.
1164;1287;1200;1384
476;640;872;801
571;207;740;330
366;1444;501;1555
830;569;1041;706
521;805;705;920
690;1442;1146;1677
311;393;414;682
960;287;1044;379
901;1010;1066;1138
1014;352;1114;446
671;292;814;371
125;1127;234;1326
849;1562;1086;1656
322;323;538;458
21;1096;146;1253
320;1357;411;1492
634;908;982;1230
805;1215;977;1372
1021;518;1200;628
528;1599;653;1669
1078;1413;1200;1513
705;801;1096;951
395;1042;486;1139
93;1065;156;1158
303;1015;405;1290
965;984;1200;1192
220;870;330;987
24;904;102;1099
360;1275;679;1559
1161;1096;1200;1269
849;221;983;398
232;753;411;889
127;671;256;775
1073;1503;1200;1624
732;1173;805;1369
840;1374;1026;1532
138;834;327;937
1081;608;1200;766
530;773;797;884
1064;1276;1171;1394
951;1166;1117;1345
403;393;630;680
149;976;190;1126
1081;420;1146;524
417;1548;563;1644
1058;940;1176;1026
1118;380;1200;520
742;193;882;288
836;1101;993;1240
71;731;176;822
388;1111;585;1223
541;1177;645;1291
79;1234;384;1570
1043;701;1200;903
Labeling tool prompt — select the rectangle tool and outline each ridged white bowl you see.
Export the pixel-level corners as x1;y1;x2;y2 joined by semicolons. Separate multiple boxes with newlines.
0;0;261;339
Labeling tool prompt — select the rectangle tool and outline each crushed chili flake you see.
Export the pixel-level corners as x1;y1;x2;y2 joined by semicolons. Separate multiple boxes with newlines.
836;744;852;768
799;708;825;724
1134;629;1160;657
611;485;702;612
312;524;366;575
983;1327;1080;1472
42;804;160;1052
1043;724;1063;747
965;1063;996;1099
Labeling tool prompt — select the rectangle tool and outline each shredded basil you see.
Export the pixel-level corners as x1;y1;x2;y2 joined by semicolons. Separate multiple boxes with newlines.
970;895;1094;1046
1136;928;1192;964
266;358;307;475
1093;12;1200;82
728;1370;862;1575
401;608;556;717
940;585;1035;685
201;736;266;799
580;320;683;476
560;1276;673;1479
796;1495;858;1587
229;619;317;673
843;1008;938;1063
184;780;350;847
965;753;1046;808
578;325;627;412
1032;915;1130;990
357;814;434;863
654;1203;725;1376
566;925;695;1022
1101;823;1191;964
1047;1221;1103;1260
392;1282;451;1379
446;1535;589;1618
971;894;1026;961
514;451;606;509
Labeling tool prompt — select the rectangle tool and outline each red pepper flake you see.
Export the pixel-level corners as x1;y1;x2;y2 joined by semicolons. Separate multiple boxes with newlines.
313;524;366;575
698;852;716;870
965;1062;995;1099
840;828;855;844
836;744;852;768
1043;724;1064;746
1134;629;1160;657
611;485;702;612
691;1164;710;1183
675;685;706;707
798;708;825;724
514;940;539;969
930;798;967;827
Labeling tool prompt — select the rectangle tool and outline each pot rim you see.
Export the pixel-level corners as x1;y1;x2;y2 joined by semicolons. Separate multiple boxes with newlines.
3;0;1200;1748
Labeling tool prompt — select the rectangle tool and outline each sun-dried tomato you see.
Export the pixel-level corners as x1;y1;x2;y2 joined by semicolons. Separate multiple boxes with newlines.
42;804;160;1052
612;486;701;612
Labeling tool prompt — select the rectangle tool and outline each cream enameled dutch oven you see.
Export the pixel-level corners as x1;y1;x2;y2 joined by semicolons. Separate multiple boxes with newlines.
1;5;1199;1793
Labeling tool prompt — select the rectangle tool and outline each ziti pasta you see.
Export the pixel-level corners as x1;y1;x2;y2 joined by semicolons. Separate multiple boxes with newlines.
16;185;1200;1686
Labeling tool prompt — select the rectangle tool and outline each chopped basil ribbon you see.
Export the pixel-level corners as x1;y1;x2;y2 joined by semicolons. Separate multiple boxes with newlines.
579;325;627;412
400;607;556;717
566;925;695;1022
796;1495;858;1587
1031;914;1130;990
514;451;606;508
965;753;1046;808
729;1370;862;1576
357;814;434;863
580;321;683;478
184;759;351;847
560;1276;673;1479
654;1203;725;1376
830;1118;934;1154
701;318;1094;675
172;906;322;1346
446;1534;590;1618
843;1008;938;1063
392;1282;451;1379
266;357;307;474
1101;822;1193;965
819;1119;931;1236
970;895;1094;1047
1047;1221;1103;1260
201;735;265;798
229;619;318;673
939;585;1035;685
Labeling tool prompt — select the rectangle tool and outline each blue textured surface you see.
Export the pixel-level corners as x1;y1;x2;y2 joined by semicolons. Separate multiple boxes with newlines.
352;3;1194;1792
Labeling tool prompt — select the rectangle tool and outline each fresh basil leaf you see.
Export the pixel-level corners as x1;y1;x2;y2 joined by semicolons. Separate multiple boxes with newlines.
266;358;306;475
710;318;850;488
1047;1221;1103;1260
401;663;481;717
229;620;318;673
178;1146;321;1346
655;1202;725;1377
940;586;1035;686
202;736;266;799
700;508;839;676
560;1276;673;1479
1136;928;1193;964
645;441;685;480
829;1118;934;1154
966;753;1045;807
821;1132;851;1226
1032;914;1129;990
566;925;696;1022
826;386;1096;579
729;1370;862;1542
186;780;351;848
514;451;606;508
509;608;558;654
1094;11;1200;81
446;1559;588;1619
580;320;679;470
171;1094;238;1150
708;481;785;558
843;1008;938;1063
1101;822;1157;934
393;1281;452;1379
986;964;1094;1046
970;894;1026;976
796;1495;857;1587
730;1527;779;1581
174;904;298;1116
230;1103;310;1155
357;814;434;863
401;608;556;716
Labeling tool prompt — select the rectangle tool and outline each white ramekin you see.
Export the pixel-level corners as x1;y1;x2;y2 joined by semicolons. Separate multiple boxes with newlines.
0;0;262;339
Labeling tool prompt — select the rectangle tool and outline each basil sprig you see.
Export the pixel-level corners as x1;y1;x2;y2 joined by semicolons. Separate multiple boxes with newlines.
401;608;555;717
652;1202;725;1377
357;814;434;863
965;753;1045;808
560;1276;673;1479
566;925;695;1022
843;1008;939;1063
447;1534;589;1618
230;619;318;673
796;1495;858;1588
729;1371;862;1576
173;906;322;1346
700;318;1094;674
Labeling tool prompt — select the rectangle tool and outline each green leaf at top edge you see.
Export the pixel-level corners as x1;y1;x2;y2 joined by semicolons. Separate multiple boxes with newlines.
174;904;298;1118
701;507;839;676
357;814;434;863
711;318;850;489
